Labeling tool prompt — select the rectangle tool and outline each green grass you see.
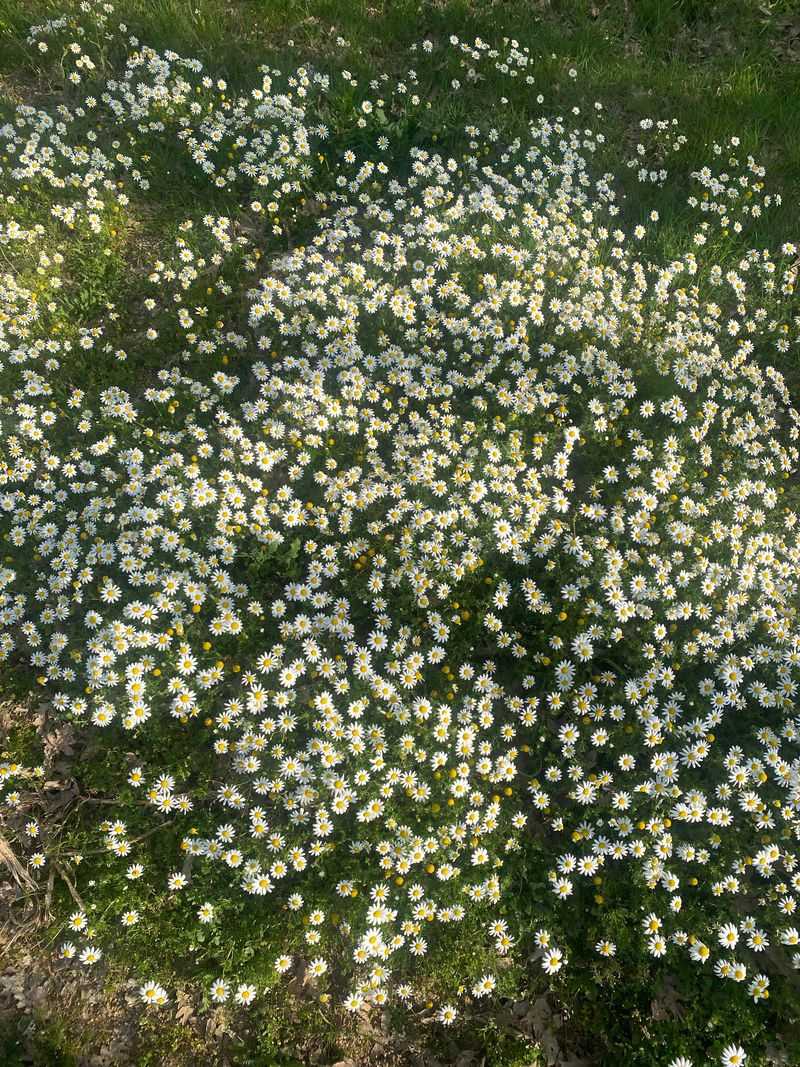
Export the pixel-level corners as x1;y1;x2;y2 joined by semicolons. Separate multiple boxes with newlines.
2;0;798;263
0;0;797;416
2;0;799;185
1;0;798;356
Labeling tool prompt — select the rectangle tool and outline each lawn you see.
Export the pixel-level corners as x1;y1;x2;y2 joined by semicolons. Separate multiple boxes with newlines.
0;1;799;1065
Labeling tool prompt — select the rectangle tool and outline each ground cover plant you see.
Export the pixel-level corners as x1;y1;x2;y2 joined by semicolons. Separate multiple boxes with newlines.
1;2;800;1065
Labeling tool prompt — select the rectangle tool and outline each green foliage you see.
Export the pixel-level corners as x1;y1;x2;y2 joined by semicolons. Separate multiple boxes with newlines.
2;3;800;1066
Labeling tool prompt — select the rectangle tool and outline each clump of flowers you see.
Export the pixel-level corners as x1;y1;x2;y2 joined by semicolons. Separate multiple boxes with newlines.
1;4;799;1061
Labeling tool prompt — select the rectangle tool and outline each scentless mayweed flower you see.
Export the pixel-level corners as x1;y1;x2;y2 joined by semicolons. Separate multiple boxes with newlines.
0;4;799;1062
140;981;169;1007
